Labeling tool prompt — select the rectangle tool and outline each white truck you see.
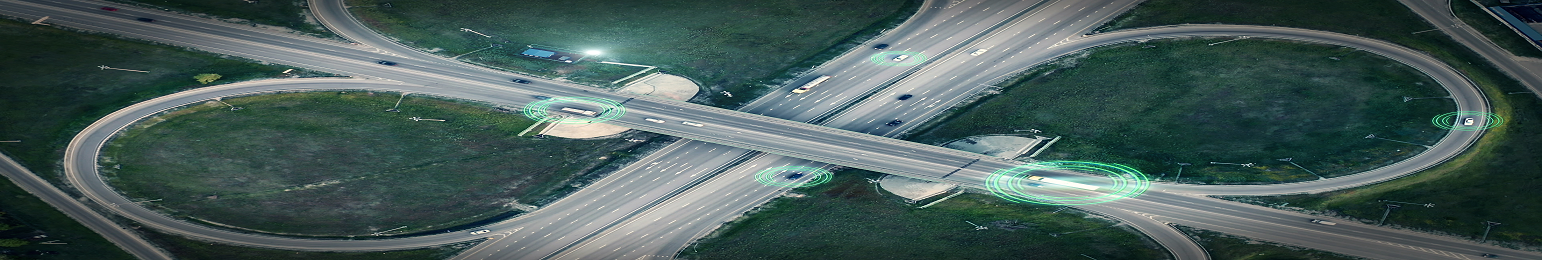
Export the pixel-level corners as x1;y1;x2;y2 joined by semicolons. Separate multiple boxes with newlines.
560;107;598;116
1309;219;1337;225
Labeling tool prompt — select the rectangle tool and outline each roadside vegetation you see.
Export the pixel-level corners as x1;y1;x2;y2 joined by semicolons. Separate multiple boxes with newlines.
1100;0;1542;249
101;92;657;236
681;170;1167;260
0;17;319;259
1461;0;1542;58
346;0;915;108
116;0;333;37
911;38;1452;184
1175;226;1363;260
140;228;465;260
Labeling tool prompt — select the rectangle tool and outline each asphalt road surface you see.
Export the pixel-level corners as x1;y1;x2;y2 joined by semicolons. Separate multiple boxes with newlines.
1;0;1534;259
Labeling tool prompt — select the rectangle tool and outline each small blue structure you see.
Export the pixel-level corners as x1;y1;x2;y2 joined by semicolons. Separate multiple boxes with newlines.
519;46;585;63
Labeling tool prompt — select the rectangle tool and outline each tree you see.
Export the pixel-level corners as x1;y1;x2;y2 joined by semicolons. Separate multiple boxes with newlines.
0;239;27;247
194;73;223;84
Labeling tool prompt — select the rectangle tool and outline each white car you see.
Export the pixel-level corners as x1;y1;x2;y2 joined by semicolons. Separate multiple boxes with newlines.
470;229;490;235
682;121;705;127
645;118;666;123
1463;117;1475;126
892;55;910;62
970;49;988;56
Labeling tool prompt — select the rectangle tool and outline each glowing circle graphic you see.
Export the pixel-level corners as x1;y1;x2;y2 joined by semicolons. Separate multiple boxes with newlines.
754;166;834;188
870;51;927;66
521;97;625;124
1430;111;1502;131
984;161;1150;206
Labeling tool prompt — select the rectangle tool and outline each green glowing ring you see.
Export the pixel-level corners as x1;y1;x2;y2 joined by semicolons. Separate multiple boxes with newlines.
520;97;626;124
1430;111;1502;131
870;51;926;66
753;166;833;188
985;161;1150;206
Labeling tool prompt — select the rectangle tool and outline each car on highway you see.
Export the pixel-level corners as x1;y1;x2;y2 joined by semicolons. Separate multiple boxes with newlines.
644;118;666;123
786;173;804;179
376;60;397;66
1309;219;1337;225
1479;253;1498;258
469;229;490;235
1464;117;1475;126
892;55;910;62
885;120;902;126
897;94;913;100
873;44;889;50
135;18;154;22
511;79;531;84
533;95;551;100
99;7;118;11
682;121;704;127
971;49;989;56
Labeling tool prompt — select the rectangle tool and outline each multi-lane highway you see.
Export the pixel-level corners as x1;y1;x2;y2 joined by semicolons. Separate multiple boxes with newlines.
2;0;1538;259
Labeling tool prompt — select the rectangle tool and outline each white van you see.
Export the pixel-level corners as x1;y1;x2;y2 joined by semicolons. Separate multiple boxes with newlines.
682;121;704;127
645;118;666;123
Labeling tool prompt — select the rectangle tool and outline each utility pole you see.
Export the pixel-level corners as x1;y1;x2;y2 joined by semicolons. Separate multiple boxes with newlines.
1377;204;1400;226
1278;158;1324;180
1480;221;1501;242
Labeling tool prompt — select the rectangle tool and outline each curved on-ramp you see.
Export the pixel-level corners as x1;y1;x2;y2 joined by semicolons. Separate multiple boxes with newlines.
1059;25;1489;196
55;25;1487;257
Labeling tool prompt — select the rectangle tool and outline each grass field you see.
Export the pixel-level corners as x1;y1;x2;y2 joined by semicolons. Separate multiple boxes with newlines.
346;0;911;107
1099;0;1542;249
1464;0;1542;58
100;92;654;236
0;17;315;259
140;228;466;260
118;0;333;37
680;170;1167;260
1175;226;1362;260
909;38;1452;184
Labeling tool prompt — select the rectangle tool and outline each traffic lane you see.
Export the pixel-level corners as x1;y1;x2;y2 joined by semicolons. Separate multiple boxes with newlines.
560;156;813;259
745;0;1047;121
1400;0;1542;95
459;142;756;260
59;80;487;249
0;156;173;260
1120;192;1540;259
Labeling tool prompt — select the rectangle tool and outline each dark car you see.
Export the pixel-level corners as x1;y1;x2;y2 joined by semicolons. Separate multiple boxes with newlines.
897;94;913;100
873;44;890;50
786;173;805;179
885;120;902;126
376;60;397;66
533;95;552;100
100;7;118;11
1480;253;1498;258
511;79;532;84
135;17;154;22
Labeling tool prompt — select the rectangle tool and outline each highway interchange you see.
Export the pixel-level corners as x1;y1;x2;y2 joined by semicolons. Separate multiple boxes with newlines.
1;0;1539;259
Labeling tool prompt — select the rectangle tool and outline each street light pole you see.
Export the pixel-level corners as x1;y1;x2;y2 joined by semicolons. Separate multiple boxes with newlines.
1377;204;1400;226
1278;158;1324;180
1481;221;1501;242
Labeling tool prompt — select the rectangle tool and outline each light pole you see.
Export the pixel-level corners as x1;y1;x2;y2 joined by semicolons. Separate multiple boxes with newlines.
1402;96;1452;102
1278;158;1324;180
1210;162;1255;167
1365;134;1431;148
1480;221;1501;242
212;97;242;111
1173;163;1191;182
386;92;408;112
1377;204;1401;226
